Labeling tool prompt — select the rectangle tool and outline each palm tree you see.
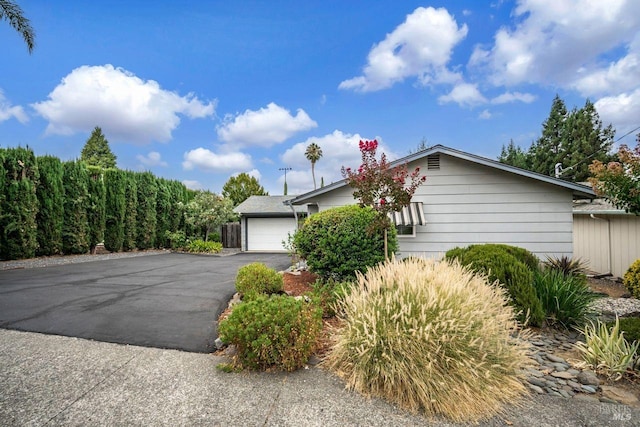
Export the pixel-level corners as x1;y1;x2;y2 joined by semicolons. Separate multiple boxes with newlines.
305;142;323;190
1;0;35;54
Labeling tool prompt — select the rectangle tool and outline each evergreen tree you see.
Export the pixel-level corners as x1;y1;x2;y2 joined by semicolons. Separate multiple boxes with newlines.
155;178;171;248
122;171;138;251
498;139;530;170
104;168;126;252
80;126;117;169
0;147;39;259
86;166;106;254
36;155;64;256
561;100;615;182
135;171;157;249
529;95;568;177
222;172;268;206
62;160;90;254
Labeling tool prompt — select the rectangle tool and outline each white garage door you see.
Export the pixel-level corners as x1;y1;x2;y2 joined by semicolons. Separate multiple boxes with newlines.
247;217;297;251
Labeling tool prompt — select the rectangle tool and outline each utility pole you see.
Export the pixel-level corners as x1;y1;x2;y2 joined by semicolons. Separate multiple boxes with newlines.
279;167;292;195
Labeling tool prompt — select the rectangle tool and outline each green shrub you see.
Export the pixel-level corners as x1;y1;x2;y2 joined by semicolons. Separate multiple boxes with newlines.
62;160;90;255
607;317;640;345
532;269;600;328
36;155;64;256
311;278;351;318
235;262;284;300
164;230;187;250
186;239;222;253
493;244;541;271
325;257;529;422
445;244;545;326
122;172;138;251
135;172;158;249
294;205;397;280
623;259;640;299
544;255;588;279
103;169;126;252
218;295;322;371
86;166;106;254
576;317;640;379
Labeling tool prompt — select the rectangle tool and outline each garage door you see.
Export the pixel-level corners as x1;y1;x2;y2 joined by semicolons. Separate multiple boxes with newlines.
247;217;297;251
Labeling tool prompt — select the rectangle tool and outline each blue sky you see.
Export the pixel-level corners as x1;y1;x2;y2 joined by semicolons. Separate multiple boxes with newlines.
1;1;639;194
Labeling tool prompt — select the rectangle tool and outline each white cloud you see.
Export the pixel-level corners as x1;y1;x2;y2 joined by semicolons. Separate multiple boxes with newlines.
281;130;398;194
339;7;468;92
478;109;492;120
491;91;536;104
470;0;640;89
217;102;317;147
595;88;640;132
438;83;487;106
246;169;262;181
0;90;28;124
182;148;252;172
182;180;204;191
32;64;216;144
136;151;168;168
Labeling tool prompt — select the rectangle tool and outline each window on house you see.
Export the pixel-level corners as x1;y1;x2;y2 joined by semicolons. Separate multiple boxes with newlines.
396;225;415;237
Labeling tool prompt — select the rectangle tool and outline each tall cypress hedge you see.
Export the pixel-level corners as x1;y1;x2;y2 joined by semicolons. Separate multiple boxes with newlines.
154;178;170;248
62;160;90;254
122;171;138;251
0;147;39;260
135;172;158;250
36;156;65;256
86;166;106;254
104;168;126;252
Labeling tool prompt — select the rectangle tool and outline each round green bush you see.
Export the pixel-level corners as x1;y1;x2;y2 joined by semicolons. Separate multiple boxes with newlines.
218;295;322;371
623;259;640;299
235;262;283;300
293;205;397;280
326;257;529;422
445;244;545;326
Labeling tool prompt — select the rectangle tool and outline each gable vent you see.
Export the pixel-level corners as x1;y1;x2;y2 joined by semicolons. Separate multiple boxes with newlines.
427;154;440;170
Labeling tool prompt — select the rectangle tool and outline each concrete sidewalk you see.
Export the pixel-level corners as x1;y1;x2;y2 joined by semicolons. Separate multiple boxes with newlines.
1;329;637;426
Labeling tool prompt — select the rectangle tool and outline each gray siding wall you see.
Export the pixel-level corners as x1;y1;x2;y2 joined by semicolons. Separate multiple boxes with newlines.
573;213;640;278
305;154;574;260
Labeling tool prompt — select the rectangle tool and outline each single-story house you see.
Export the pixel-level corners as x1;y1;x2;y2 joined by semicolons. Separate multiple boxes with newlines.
234;195;306;252
287;145;595;260
573;198;640;278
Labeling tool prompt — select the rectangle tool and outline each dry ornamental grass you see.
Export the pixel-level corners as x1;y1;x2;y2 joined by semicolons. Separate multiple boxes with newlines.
324;257;531;423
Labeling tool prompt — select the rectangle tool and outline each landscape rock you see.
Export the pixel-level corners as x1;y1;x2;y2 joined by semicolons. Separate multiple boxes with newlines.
577;370;600;387
601;385;640;406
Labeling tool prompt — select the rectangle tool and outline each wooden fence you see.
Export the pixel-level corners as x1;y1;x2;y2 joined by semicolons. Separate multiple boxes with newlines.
221;223;241;248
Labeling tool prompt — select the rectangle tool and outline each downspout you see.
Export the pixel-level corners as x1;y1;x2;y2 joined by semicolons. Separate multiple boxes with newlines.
284;199;299;229
589;214;612;276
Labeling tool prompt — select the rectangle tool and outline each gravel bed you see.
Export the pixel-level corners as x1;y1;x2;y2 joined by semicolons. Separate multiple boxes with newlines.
591;297;640;318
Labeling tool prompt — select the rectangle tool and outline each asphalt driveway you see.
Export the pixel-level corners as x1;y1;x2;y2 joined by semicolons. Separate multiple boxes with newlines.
0;252;290;353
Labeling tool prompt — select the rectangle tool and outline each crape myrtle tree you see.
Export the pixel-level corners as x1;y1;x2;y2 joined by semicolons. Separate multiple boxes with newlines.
589;137;640;215
341;139;426;259
222;172;268;207
36;155;64;256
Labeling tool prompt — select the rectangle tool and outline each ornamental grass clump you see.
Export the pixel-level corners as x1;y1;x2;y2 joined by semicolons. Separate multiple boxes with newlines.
576;317;640;379
325;257;530;422
532;268;601;328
